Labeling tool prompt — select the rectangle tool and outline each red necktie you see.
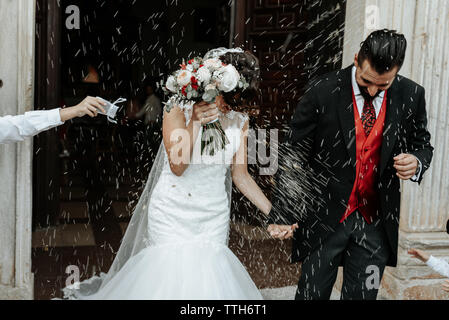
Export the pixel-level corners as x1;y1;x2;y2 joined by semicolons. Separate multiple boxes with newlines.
361;98;376;136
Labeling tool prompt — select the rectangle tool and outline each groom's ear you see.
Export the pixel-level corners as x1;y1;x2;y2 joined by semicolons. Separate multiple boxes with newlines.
354;54;359;67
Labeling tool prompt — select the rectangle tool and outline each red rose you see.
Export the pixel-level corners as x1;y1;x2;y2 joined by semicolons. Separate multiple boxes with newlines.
190;77;199;91
181;85;188;97
188;59;194;64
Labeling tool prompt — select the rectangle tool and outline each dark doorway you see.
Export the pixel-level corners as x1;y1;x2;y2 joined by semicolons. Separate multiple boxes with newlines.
32;0;232;299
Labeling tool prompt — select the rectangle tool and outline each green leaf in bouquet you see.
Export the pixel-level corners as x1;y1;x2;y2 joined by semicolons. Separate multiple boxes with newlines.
163;101;174;113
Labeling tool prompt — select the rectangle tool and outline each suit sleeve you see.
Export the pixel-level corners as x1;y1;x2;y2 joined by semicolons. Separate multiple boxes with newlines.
267;81;319;225
408;87;434;184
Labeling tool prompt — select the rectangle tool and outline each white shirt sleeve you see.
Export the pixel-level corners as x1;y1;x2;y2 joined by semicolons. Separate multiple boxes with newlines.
0;108;64;144
427;255;449;278
410;157;423;182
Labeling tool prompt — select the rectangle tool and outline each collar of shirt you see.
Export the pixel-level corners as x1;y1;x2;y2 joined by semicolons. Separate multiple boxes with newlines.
351;66;385;119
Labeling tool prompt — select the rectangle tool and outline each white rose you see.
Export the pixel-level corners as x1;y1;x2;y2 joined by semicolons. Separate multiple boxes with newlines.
176;70;192;87
203;58;222;70
196;67;211;84
218;65;240;92
165;76;177;92
186;64;194;72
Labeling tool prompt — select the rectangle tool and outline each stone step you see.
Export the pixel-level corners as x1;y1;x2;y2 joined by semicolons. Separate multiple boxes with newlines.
32;224;96;248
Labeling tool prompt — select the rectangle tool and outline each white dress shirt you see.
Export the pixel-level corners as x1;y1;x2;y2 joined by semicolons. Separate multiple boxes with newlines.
351;66;386;118
351;66;422;181
0;108;64;144
427;255;449;278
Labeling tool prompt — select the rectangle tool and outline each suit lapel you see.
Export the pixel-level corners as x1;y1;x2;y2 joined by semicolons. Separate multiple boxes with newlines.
336;65;357;173
380;77;403;177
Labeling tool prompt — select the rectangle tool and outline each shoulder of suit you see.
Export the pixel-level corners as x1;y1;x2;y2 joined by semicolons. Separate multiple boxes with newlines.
394;74;425;95
306;69;341;92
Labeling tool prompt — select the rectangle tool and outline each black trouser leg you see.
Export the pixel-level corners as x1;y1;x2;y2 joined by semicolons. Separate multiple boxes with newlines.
296;211;390;300
295;220;351;300
340;213;390;300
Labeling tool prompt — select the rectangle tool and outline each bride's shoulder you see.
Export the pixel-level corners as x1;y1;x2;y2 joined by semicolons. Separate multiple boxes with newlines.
223;110;249;130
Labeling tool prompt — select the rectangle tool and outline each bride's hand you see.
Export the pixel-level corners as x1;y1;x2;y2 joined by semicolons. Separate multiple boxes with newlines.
268;223;298;240
192;101;219;125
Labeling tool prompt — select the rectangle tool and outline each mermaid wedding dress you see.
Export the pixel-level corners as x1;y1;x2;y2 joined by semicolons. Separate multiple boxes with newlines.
62;104;263;300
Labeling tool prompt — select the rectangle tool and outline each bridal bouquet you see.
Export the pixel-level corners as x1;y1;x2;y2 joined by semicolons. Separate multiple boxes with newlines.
162;56;249;156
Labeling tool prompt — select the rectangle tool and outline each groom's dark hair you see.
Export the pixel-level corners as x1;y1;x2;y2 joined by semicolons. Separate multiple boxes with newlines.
358;29;407;74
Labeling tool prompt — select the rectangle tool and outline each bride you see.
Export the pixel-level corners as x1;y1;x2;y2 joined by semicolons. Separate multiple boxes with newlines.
63;48;281;300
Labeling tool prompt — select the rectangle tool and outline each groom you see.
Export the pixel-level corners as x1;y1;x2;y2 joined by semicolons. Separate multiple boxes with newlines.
267;29;434;300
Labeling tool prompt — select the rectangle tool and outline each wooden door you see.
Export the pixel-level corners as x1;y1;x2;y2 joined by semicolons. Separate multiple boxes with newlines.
33;0;62;230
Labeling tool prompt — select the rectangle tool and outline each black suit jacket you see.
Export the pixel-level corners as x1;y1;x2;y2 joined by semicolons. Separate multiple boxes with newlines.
268;65;434;267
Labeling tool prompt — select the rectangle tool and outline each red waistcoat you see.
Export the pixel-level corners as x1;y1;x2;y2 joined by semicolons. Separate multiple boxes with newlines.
340;90;387;224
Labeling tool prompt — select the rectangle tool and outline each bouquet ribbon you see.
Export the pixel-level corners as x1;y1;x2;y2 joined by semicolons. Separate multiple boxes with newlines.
201;116;230;156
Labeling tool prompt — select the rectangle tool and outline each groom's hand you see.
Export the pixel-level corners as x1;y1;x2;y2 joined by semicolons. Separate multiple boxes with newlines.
267;224;298;240
393;154;418;180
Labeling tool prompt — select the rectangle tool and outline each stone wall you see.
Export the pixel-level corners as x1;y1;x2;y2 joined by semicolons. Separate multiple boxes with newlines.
340;0;449;300
0;0;35;300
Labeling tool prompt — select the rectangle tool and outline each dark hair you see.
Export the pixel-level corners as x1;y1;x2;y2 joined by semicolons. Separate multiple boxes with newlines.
446;219;449;235
358;29;407;74
219;50;260;107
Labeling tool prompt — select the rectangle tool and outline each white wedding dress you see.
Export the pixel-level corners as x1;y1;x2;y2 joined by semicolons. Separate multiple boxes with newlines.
62;105;263;300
